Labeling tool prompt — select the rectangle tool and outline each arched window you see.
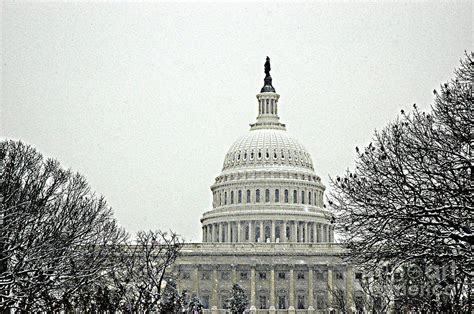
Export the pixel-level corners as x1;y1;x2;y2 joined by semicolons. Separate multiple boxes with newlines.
230;191;234;204
284;189;289;203
256;189;260;203
275;189;280;202
247;190;251;203
265;189;270;202
301;191;305;204
308;191;312;205
225;192;227;205
293;190;297;204
238;190;242;203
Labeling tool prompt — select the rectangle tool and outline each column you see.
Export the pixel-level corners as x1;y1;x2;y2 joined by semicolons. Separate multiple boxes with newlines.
250;221;255;243
194;266;200;298
346;266;354;311
327;268;333;306
259;221;264;242
298;223;303;242
308;267;314;310
282;221;287;243
271;220;276;242
313;223;317;243
218;223;223;242
237;221;242;242
293;221;298;242
232;266;237;285
289;268;295;310
227;223;231;243
212;268;218;310
270;266;276;310
250;266;256;310
304;222;309;243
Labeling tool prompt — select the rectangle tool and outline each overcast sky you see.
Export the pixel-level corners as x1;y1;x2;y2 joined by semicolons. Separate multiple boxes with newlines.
2;2;472;242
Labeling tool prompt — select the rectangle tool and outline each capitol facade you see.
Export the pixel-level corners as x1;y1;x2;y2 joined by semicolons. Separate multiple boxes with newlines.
175;58;360;313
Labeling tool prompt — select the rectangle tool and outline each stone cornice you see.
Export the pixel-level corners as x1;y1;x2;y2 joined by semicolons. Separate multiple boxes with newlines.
179;242;347;257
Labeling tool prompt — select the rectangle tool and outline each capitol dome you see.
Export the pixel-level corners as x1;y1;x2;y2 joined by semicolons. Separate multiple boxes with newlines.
222;129;315;173
200;57;333;245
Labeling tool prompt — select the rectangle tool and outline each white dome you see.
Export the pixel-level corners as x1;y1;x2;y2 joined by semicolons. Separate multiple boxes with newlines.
222;129;314;172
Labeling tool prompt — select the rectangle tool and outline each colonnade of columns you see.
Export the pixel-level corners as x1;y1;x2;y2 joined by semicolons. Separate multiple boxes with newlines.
202;220;334;243
179;265;353;312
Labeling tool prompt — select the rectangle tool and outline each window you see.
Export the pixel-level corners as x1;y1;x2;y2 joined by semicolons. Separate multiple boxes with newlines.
293;190;297;203
258;151;262;159
240;272;249;280
245;224;250;240
275;189;280;202
301;191;305;204
316;271;325;280
259;295;267;309
355;272;363;280
238;190;242;203
201;272;210;280
230;191;234;204
278;272;286;280
297;272;305;280
246;190;251;203
297;295;305;309
202;295;210;309
275;225;280;240
278;295;287;309
256;189;260;203
221;272;230;280
224;192;227;205
259;272;267;280
284;189;289;203
335;271;344;280
265;189;270;202
317;292;326;309
308;192;312;204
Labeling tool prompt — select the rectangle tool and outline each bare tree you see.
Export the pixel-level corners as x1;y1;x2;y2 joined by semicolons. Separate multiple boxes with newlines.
328;52;473;312
0;140;128;311
105;230;184;312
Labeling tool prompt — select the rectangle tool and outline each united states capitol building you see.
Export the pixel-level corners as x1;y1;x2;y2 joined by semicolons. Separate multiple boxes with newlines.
174;58;362;313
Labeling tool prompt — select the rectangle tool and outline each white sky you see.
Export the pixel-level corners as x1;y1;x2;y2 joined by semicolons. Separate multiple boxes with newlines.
1;2;472;242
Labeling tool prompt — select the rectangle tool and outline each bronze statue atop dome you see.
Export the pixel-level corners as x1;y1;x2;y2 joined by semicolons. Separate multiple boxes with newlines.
264;56;271;76
261;56;276;93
